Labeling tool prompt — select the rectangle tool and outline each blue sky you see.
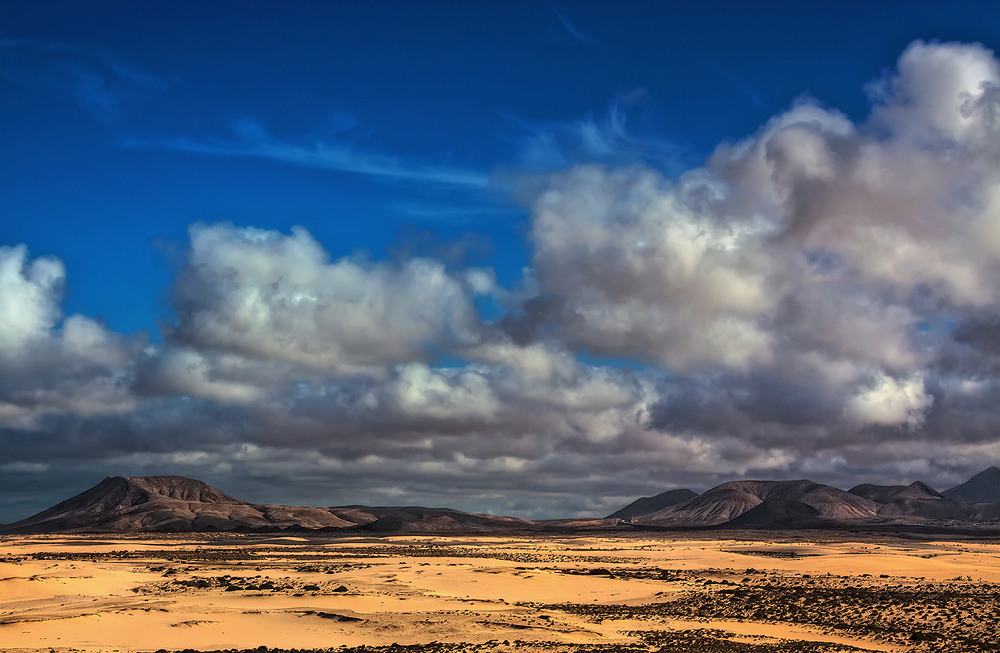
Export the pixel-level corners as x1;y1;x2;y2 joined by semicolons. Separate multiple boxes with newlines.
3;1;1000;521
6;0;997;335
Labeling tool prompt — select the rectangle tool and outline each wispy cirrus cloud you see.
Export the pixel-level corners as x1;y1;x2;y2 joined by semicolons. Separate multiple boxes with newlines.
0;39;168;121
505;100;690;175
126;119;490;188
549;5;597;46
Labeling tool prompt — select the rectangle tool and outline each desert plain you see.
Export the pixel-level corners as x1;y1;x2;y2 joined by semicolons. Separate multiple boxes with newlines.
1;532;999;653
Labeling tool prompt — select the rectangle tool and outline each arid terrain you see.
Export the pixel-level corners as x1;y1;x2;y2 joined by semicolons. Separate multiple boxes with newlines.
2;532;999;653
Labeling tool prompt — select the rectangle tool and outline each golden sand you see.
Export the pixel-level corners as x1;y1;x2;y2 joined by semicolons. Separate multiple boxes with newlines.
1;532;998;652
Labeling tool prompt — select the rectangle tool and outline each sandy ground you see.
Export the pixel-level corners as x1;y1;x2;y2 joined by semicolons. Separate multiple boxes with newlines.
1;531;999;653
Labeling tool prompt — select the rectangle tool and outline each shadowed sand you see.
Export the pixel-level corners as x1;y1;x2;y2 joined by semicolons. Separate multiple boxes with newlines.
1;532;999;652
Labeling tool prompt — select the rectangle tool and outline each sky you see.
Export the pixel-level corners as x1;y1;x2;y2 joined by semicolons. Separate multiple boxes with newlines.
3;1;1000;522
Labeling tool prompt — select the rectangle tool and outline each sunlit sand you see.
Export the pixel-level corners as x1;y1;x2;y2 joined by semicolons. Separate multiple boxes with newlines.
2;532;998;652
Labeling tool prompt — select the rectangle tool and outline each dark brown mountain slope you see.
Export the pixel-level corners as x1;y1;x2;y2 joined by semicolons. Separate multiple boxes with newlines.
0;476;538;535
8;468;1000;535
849;481;945;503
943;466;1000;503
632;480;878;526
848;481;975;521
346;507;539;533
0;476;360;533
722;497;825;528
618;470;1000;528
605;488;698;519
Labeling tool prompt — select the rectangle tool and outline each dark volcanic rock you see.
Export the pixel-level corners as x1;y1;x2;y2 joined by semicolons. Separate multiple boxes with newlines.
606;488;698;519
353;507;538;533
849;481;944;503
722;498;825;528
943;467;1000;503
850;481;975;522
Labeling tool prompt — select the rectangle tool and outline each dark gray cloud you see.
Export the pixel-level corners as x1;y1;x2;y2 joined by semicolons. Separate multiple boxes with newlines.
4;41;1000;523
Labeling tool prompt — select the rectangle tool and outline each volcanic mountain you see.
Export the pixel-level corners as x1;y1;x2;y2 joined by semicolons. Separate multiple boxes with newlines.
627;480;878;527
616;470;1000;528
6;469;1000;534
606;488;698;519
943;466;1000;503
723;498;826;529
847;481;977;521
0;476;537;535
849;481;945;503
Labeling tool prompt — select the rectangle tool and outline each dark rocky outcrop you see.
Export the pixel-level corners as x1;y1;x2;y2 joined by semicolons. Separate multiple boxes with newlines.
722;498;825;529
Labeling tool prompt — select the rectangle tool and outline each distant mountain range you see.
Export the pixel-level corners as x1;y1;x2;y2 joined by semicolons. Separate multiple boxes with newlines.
0;476;539;535
1;467;999;534
609;467;1000;529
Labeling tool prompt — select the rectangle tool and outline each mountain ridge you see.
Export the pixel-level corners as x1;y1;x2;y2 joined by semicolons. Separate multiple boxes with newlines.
943;466;1000;503
626;479;878;527
606;488;698;519
3;469;1000;534
0;476;540;535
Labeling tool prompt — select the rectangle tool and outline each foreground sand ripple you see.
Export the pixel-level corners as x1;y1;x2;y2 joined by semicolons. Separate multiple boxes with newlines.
1;532;999;652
